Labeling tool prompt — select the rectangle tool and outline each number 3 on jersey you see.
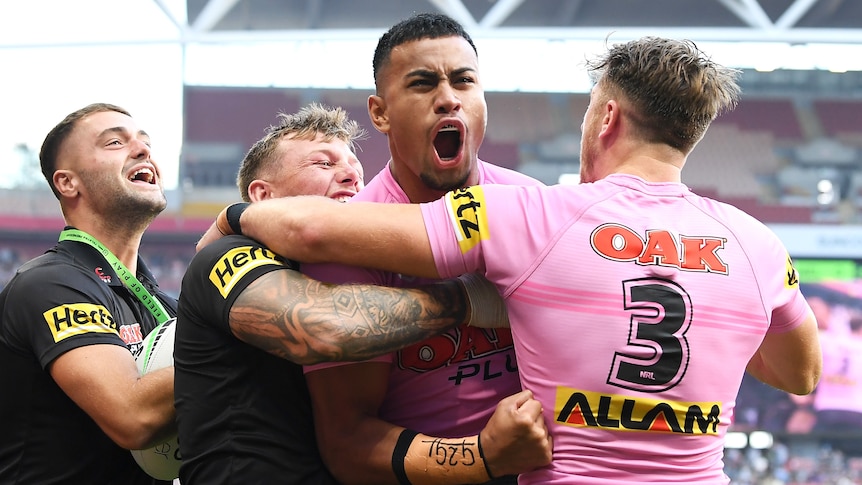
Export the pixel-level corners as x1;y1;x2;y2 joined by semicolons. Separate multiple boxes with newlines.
608;278;692;393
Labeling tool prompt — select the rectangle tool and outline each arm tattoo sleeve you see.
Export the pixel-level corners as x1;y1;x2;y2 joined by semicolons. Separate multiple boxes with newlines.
229;269;468;365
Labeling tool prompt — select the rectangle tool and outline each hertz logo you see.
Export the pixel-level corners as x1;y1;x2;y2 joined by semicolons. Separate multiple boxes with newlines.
555;387;721;435
785;254;799;289
444;186;489;254
209;246;284;298
43;303;118;343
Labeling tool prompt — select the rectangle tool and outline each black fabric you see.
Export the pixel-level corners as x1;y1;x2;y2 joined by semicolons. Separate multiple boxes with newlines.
0;232;176;485
391;428;419;485
174;235;339;484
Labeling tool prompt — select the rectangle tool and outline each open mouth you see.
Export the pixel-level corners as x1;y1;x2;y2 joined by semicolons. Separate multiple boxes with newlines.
129;167;156;184
433;124;462;161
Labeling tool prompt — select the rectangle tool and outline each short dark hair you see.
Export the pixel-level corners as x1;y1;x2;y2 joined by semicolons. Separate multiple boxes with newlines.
372;12;477;89
585;36;741;152
236;102;366;201
40;103;131;200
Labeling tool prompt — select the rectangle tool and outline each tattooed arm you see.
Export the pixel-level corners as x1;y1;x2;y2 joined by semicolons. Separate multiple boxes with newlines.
229;266;473;366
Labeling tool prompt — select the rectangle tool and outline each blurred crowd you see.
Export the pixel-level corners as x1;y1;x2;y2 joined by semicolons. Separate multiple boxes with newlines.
0;238;193;298
725;440;862;484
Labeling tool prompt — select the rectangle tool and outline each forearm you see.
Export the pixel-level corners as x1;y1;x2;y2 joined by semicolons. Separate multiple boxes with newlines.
325;426;491;485
231;273;470;365
401;430;493;485
224;198;440;277
132;366;178;448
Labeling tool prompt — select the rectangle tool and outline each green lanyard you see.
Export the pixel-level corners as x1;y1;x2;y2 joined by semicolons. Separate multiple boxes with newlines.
59;228;170;324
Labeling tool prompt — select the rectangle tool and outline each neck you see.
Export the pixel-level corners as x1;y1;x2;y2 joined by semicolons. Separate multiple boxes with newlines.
65;216;145;273
614;156;684;183
387;160;480;203
604;140;687;183
387;161;442;203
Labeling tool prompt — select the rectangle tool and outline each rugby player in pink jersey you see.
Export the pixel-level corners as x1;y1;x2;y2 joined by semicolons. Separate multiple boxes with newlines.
298;12;547;485
213;36;822;484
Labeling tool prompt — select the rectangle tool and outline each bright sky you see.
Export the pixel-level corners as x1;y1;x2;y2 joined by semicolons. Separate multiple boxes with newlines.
2;1;861;190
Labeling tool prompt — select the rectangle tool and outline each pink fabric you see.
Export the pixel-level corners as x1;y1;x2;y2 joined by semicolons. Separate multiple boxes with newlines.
421;174;810;483
303;161;542;437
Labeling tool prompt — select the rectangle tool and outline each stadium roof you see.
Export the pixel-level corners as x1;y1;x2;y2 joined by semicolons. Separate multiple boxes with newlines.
179;0;862;44
5;0;862;48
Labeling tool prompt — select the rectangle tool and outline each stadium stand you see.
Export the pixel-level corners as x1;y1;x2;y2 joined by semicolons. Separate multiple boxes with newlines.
814;99;862;142
714;98;806;142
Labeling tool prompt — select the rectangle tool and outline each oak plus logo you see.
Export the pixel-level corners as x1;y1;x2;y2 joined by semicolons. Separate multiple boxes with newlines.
43;303;118;343
209;246;283;298
396;326;517;384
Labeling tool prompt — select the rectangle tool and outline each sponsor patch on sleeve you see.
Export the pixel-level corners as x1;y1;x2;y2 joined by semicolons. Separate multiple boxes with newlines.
443;186;489;254
785;254;799;289
43;303;118;343
209;246;284;298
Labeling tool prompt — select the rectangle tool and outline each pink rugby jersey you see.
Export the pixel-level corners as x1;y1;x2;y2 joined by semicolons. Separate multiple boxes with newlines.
421;174;811;484
303;161;542;437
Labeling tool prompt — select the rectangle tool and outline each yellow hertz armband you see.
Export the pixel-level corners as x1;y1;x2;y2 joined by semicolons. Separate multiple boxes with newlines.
443;186;489;254
209;246;284;298
554;387;722;435
785;254;799;289
43;303;118;343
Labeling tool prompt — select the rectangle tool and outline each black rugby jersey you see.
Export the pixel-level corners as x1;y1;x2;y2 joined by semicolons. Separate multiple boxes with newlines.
0;230;177;485
175;235;338;484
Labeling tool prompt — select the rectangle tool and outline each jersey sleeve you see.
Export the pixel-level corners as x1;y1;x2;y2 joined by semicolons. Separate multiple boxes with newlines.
744;224;810;334
420;184;560;295
178;235;297;335
1;263;127;369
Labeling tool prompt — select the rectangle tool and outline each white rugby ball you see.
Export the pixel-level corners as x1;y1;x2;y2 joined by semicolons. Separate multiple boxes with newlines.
131;317;182;480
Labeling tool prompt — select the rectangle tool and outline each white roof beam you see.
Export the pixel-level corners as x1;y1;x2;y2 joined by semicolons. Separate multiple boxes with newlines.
478;0;525;28
717;0;774;29
427;0;478;29
191;0;241;33
776;0;819;29
151;0;187;32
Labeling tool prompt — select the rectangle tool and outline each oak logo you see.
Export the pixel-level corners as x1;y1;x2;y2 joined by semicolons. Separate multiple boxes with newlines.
555;387;721;435
591;223;728;274
444;186;489;254
43;303;118;343
209;246;283;298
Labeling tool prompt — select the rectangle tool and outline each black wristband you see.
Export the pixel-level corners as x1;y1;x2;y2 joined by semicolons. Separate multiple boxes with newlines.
225;202;250;236
477;433;495;479
392;428;419;485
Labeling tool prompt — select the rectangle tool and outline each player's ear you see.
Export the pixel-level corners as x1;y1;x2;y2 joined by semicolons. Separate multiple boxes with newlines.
53;170;78;198
247;179;271;202
368;95;390;134
600;99;620;138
